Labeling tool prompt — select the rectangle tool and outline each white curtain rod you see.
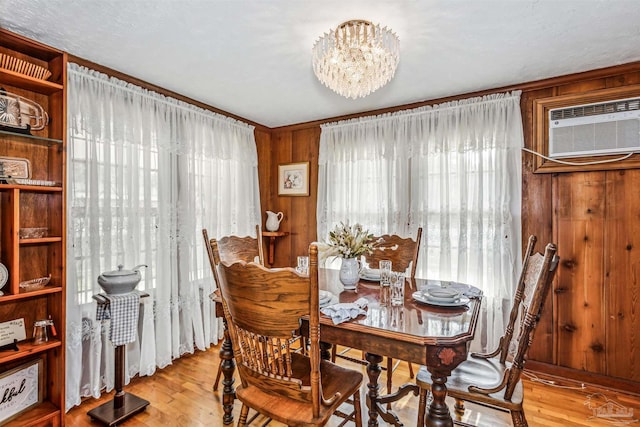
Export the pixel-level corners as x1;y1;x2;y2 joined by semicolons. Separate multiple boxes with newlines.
68;65;255;132
323;91;521;129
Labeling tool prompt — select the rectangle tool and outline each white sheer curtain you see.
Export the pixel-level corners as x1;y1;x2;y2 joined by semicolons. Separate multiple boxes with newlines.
318;91;523;351
65;63;261;410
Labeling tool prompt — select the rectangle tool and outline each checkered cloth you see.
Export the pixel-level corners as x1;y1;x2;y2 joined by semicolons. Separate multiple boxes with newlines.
95;292;140;346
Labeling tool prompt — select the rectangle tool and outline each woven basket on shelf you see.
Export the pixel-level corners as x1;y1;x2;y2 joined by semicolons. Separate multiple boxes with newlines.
0;53;52;80
19;274;52;292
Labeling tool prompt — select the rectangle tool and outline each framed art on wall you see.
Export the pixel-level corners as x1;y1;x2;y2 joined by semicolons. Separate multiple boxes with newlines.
278;162;309;196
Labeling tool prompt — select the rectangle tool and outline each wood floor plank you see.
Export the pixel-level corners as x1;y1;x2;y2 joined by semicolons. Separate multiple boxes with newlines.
66;345;640;426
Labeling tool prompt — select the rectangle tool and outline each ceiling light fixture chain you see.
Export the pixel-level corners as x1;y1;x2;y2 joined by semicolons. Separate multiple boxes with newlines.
312;19;400;99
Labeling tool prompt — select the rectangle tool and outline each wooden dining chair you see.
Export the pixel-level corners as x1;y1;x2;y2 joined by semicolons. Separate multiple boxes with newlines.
415;238;559;427
216;243;364;427
213;224;265;266
332;227;423;395
362;227;423;278
202;225;264;391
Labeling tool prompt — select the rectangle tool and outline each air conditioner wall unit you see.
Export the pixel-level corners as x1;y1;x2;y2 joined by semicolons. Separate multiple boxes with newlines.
549;97;640;158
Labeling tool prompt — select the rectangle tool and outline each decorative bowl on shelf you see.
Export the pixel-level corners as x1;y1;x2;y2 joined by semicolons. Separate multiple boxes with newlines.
19;227;48;239
19;274;51;292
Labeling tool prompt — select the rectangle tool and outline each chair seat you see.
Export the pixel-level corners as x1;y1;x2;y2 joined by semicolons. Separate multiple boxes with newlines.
415;357;524;412
236;356;363;427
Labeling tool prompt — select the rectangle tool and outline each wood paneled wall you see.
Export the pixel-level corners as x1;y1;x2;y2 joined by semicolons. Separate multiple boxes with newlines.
257;128;321;266
259;62;640;391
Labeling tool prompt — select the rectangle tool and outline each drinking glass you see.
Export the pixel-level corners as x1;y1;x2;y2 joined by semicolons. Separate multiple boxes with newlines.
379;283;391;306
297;256;309;275
379;260;392;285
391;273;405;306
390;305;405;330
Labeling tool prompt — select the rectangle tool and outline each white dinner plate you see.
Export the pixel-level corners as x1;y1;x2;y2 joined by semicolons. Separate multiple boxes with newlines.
360;268;381;281
412;291;470;307
425;288;462;303
0;262;8;289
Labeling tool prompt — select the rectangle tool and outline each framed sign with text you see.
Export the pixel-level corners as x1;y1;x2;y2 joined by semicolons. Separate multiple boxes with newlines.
0;359;43;424
0;318;26;347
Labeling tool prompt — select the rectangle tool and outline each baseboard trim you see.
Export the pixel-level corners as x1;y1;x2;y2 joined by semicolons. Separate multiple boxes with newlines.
525;361;640;395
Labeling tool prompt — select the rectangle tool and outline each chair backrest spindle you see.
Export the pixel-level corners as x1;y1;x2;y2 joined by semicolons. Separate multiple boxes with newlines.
498;235;538;363
503;243;559;400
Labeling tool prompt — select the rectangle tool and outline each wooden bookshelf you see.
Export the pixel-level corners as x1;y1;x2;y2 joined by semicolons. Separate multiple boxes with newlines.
0;28;66;426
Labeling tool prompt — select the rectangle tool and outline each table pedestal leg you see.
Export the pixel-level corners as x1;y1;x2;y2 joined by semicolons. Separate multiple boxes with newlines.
426;371;453;427
220;317;236;425
364;353;383;427
364;352;414;427
88;345;150;426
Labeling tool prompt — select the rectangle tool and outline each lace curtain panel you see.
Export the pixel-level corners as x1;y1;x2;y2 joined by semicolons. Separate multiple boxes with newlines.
65;63;261;411
317;91;524;351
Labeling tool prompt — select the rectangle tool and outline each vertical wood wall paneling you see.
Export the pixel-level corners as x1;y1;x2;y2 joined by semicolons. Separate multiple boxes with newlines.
255;128;271;257
604;170;640;381
554;172;607;374
268;131;293;266
290;127;320;261
521;89;555;363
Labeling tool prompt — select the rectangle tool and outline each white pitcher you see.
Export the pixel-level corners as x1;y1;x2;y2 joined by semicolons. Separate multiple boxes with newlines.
265;211;284;231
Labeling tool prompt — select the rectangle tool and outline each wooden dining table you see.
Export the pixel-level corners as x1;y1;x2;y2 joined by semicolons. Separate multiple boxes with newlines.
215;268;482;427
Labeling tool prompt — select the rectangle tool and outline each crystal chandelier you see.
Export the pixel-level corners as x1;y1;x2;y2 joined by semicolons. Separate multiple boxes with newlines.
312;20;400;99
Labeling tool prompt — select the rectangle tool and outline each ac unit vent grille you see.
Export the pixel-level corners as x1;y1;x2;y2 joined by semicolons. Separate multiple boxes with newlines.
550;98;640;121
548;96;640;159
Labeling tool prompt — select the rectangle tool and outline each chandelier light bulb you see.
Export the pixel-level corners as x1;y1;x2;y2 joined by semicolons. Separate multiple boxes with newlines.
312;20;400;99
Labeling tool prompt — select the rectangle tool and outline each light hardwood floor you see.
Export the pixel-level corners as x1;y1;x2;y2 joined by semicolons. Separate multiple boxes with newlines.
66;345;640;426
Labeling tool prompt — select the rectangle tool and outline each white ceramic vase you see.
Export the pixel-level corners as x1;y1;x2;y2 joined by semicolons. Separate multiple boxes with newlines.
339;257;360;287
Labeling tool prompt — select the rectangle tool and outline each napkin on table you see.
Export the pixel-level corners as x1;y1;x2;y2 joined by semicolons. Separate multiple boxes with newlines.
447;282;482;298
320;297;368;324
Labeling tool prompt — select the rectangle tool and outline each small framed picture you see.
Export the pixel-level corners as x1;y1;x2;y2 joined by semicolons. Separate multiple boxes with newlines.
0;358;43;424
278;162;310;196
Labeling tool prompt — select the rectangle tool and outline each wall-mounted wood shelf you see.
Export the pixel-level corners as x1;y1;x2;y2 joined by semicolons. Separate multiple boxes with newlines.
262;231;289;265
0;129;63;146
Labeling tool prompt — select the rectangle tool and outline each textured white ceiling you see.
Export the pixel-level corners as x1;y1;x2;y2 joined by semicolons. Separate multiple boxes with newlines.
2;0;640;128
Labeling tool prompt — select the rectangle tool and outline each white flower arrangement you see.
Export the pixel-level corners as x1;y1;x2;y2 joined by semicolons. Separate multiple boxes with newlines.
320;222;381;259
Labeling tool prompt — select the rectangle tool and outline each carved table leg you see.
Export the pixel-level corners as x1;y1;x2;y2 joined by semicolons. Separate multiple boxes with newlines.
364;353;384;427
426;371;453;427
423;343;469;427
363;352;412;427
220;317;236;425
